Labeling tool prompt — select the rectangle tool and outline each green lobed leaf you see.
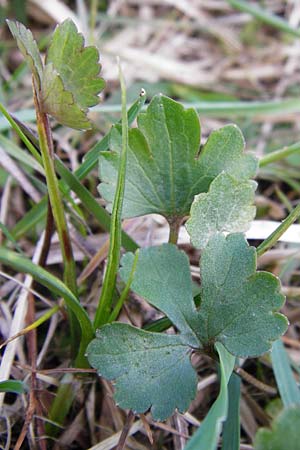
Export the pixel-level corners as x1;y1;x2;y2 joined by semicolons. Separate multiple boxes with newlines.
98;95;258;220
119;244;198;344
186;172;257;249
88;238;287;420
42;18;105;129
197;233;287;357
254;406;300;450
6;20;43;89
86;323;197;421
120;237;287;357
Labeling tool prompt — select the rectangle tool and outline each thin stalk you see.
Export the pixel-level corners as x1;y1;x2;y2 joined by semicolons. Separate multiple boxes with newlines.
93;62;129;329
259;141;300;167
256;203;300;257
33;86;79;356
168;217;182;245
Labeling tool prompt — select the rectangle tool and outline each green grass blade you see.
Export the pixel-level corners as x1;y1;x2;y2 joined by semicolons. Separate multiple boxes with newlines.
228;0;300;38
11;196;47;240
0;101;42;164
93;62;129;329
271;340;300;408
0;221;23;253
256;204;300;257
0;247;94;367
184;343;235;450
259;141;300;167
4;97;300;128
221;373;241;450
0;380;26;394
2;98;141;252
54;157;138;252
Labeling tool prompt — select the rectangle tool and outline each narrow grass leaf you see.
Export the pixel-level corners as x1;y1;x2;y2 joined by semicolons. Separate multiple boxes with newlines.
228;0;300;38
221;372;241;450
93;62;130;329
184;343;235;450
271;340;300;408
0;380;26;394
0;247;94;366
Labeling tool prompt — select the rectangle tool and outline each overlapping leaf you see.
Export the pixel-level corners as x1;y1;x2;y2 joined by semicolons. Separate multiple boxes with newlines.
87;236;287;419
45;19;105;111
98;95;258;220
86;324;197;420
7;19;105;130
186;172;257;249
196;233;287;357
6;20;43;89
254;406;300;450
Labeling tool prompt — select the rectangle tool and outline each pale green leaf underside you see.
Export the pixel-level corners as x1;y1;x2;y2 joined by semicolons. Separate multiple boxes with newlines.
254;407;300;450
41;63;91;130
46;19;105;109
119;244;198;344
6;20;43;88
98;95;258;220
186;172;257;249
197;233;287;357
86;323;197;421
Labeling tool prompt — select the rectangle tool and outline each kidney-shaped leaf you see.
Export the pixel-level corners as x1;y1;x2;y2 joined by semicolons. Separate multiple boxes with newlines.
254;406;300;450
197;233;288;357
186;172;257;249
86;323;197;421
98;95;258;220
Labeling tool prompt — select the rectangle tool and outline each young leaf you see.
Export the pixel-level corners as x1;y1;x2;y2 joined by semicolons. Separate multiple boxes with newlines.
41;63;91;130
86;323;197;421
197;233;287;357
186;172;257;249
42;19;105;129
6;20;43;89
98;95;258;221
254;406;300;450
45;19;105;109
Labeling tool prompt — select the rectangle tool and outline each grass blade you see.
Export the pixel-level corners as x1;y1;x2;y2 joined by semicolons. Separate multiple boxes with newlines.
221;373;241;450
0;380;26;394
0;247;94;367
184;343;235;450
271;340;300;408
228;0;300;38
93;61;129;329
